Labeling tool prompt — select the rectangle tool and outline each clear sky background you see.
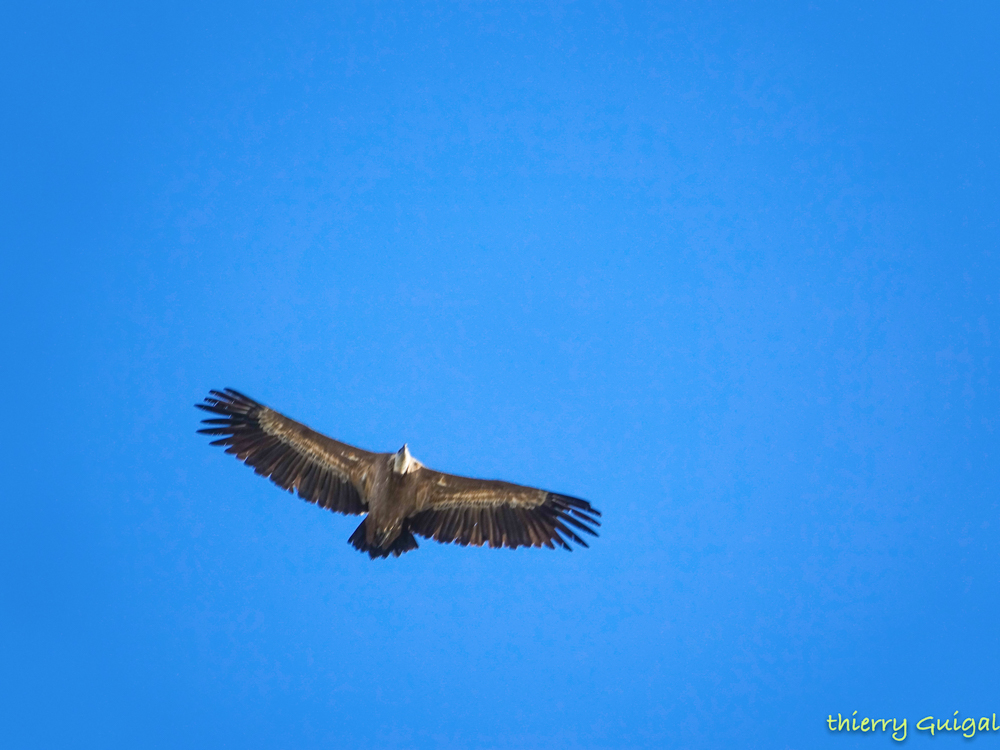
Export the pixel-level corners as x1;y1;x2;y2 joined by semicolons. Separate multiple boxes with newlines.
3;2;998;748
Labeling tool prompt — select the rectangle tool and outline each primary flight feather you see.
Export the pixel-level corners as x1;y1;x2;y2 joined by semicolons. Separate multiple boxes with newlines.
196;389;601;558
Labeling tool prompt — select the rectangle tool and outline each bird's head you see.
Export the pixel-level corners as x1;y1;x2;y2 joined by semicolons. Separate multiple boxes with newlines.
392;443;423;474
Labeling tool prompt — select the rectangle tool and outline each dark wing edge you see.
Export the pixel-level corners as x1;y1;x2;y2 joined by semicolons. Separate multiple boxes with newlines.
409;490;601;551
195;388;369;516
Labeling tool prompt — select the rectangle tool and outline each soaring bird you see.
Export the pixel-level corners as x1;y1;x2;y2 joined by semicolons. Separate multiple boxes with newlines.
196;389;601;558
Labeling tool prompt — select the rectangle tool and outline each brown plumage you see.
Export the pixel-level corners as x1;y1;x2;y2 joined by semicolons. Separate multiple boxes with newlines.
196;388;601;558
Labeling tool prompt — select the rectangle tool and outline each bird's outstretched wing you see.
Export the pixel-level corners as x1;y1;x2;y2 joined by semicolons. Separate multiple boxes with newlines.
409;470;601;550
195;388;376;515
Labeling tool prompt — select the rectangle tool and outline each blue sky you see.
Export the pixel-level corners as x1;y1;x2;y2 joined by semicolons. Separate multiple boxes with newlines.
3;2;998;748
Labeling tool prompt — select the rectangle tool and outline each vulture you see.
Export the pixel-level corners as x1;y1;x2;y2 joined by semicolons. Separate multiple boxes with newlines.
196;389;601;558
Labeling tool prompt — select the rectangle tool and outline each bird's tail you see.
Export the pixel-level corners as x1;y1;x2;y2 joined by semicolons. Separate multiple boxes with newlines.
348;518;419;559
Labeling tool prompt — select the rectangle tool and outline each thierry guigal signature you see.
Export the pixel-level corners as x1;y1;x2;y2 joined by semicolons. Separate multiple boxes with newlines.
827;712;1000;741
